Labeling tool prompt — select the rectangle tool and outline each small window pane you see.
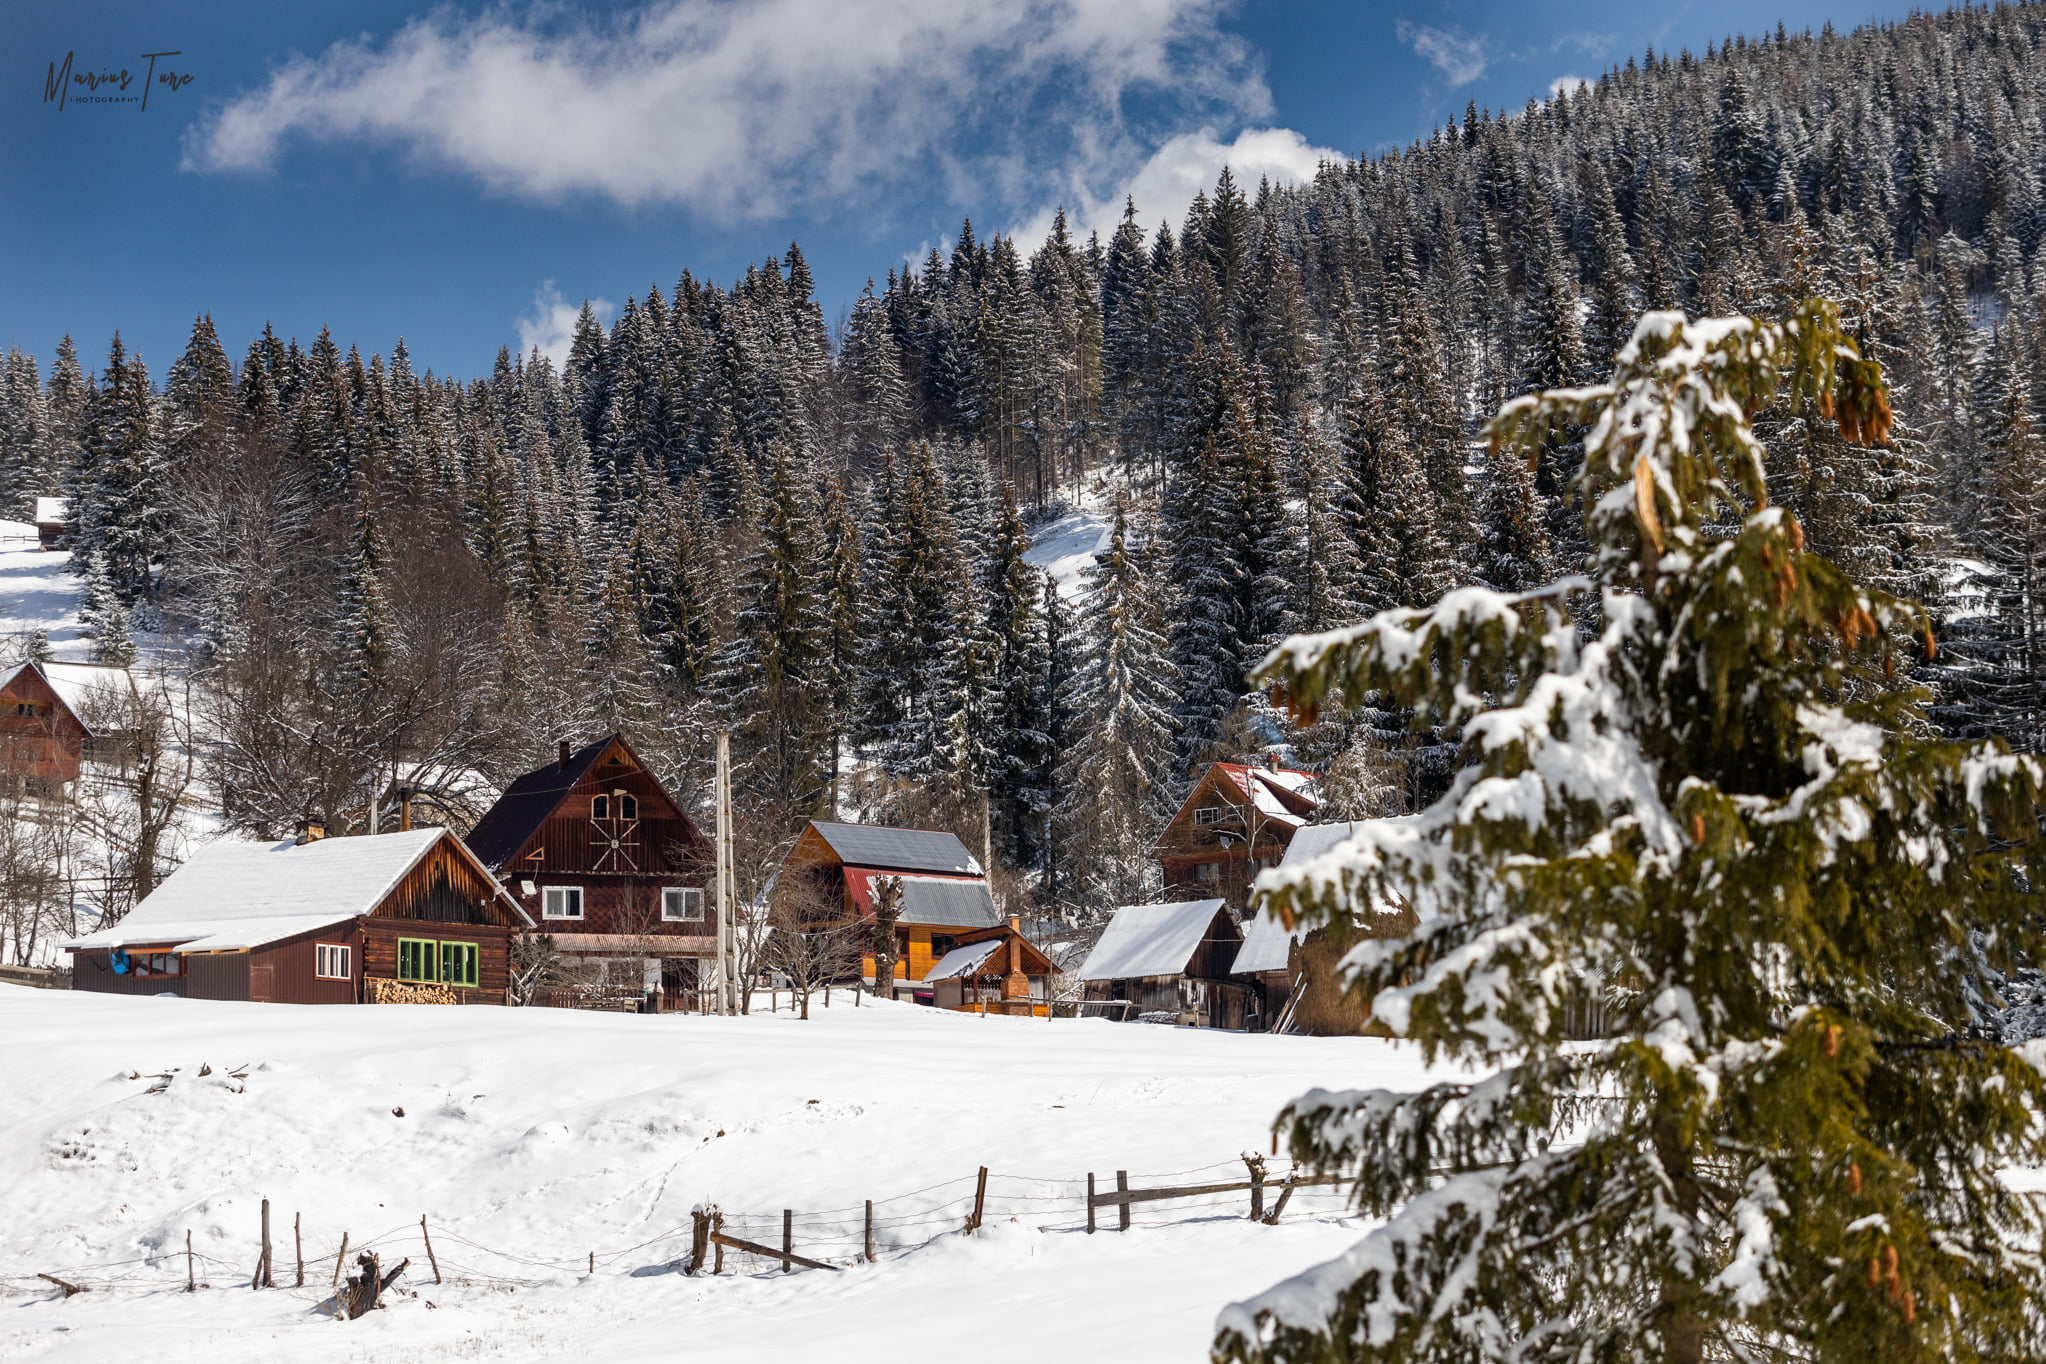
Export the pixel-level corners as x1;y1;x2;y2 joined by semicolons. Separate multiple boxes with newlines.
592;795;609;820
543;887;583;920
621;795;638;820
663;887;705;922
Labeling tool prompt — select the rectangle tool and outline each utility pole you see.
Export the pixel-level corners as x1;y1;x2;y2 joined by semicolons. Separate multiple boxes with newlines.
713;730;738;1016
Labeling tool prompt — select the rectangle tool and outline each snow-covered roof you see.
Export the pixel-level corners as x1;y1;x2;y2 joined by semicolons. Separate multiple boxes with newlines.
34;497;68;526
1231;909;1305;975
925;939;1003;982
1077;900;1228;981
1278;822;1371;867
63;829;529;953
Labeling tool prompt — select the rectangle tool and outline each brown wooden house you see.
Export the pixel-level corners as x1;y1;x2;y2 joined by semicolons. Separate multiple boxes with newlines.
924;916;1054;1016
0;660;90;785
463;734;715;994
1075;898;1249;1028
780;820;1001;999
1151;761;1320;910
63;827;531;1004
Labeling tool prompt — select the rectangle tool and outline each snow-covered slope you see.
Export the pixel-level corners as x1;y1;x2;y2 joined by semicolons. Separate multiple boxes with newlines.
0;522;86;661
1023;495;1113;601
0;987;1463;1362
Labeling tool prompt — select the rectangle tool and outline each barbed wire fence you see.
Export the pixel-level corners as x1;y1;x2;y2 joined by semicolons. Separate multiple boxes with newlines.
0;1157;1365;1309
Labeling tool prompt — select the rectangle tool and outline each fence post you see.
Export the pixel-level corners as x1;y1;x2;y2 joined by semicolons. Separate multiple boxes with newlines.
295;1212;304;1286
255;1198;273;1288
1116;1171;1130;1232
864;1200;875;1263
782;1209;793;1273
1244;1155;1266;1221
966;1166;988;1235
1086;1173;1096;1234
688;1210;710;1276
421;1216;441;1285
713;1212;726;1276
332;1232;349;1289
186;1230;194;1292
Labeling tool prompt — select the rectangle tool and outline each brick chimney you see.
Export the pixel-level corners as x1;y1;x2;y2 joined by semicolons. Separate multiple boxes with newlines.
558;739;572;771
294;818;327;845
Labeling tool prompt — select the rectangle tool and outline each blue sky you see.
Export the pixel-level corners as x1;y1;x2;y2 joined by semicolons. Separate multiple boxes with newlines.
3;0;1913;381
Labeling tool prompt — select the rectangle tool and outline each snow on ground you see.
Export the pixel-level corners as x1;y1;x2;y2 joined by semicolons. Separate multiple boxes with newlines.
0;523;86;661
0;986;1467;1362
1024;491;1114;601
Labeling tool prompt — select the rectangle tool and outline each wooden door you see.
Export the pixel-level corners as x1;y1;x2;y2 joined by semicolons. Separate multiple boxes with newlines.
249;964;274;1002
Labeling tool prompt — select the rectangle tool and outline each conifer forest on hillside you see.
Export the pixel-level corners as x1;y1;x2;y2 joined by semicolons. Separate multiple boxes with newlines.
5;2;2046;920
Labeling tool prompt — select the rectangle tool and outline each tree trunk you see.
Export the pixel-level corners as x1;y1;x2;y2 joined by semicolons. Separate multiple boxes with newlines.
1652;1111;1704;1364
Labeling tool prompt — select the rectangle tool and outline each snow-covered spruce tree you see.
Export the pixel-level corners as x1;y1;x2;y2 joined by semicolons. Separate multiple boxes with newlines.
1217;302;2046;1364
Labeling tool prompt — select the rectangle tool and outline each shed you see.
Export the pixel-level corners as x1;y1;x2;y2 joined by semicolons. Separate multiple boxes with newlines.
35;497;69;552
1076;899;1248;1028
63;828;531;1004
923;916;1054;1016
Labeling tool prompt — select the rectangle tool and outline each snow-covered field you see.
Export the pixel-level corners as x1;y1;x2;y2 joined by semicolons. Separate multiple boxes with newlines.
1024;497;1113;600
0;522;87;661
0;986;1460;1362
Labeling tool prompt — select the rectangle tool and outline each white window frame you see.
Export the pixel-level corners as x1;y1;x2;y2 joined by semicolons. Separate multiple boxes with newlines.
662;886;704;923
315;943;351;980
1194;805;1238;827
542;886;584;920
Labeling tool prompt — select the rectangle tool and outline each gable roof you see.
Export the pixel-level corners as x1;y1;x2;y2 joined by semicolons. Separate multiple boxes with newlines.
808;821;983;876
1231;908;1307;975
34;497;68;526
0;660;94;737
463;734;693;872
1077;899;1231;981
925;939;1004;982
1152;761;1320;852
62;828;530;953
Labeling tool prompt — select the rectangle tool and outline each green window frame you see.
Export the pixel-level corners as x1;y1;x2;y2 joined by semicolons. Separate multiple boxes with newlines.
396;938;479;987
397;938;436;982
440;941;479;988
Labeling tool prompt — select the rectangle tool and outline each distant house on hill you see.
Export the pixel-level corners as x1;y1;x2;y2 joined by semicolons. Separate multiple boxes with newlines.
0;660;91;785
463;733;714;998
780;820;1002;1000
1075;898;1248;1028
63;826;530;1003
34;497;69;552
1150;761;1319;910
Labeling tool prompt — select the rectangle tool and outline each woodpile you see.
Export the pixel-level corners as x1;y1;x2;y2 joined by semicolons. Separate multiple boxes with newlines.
368;978;458;1006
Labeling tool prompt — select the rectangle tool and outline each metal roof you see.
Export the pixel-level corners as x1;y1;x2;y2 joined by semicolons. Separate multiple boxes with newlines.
1078;900;1230;981
898;877;1001;929
811;821;981;875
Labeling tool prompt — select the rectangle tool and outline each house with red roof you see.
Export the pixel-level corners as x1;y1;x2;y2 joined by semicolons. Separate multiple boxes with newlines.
1149;760;1320;911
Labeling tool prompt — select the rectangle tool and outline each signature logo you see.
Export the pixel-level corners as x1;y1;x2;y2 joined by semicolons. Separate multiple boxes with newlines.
44;51;194;112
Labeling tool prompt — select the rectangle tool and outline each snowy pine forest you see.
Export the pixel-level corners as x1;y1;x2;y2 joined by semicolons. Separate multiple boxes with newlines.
3;2;2046;923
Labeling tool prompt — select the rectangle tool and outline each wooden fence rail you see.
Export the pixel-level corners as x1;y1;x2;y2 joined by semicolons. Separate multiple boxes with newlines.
1085;1161;1350;1232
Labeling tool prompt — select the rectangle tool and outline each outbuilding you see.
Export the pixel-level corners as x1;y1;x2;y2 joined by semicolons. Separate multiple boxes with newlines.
63;827;531;1004
924;916;1054;1016
1075;898;1247;1028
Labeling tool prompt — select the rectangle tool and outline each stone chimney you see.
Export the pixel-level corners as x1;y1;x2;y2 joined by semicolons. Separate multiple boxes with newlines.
558;739;572;771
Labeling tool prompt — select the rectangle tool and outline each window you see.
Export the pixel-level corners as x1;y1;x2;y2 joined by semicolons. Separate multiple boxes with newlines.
127;951;181;978
396;939;478;987
542;886;583;920
1194;805;1227;826
662;887;704;923
440;941;479;988
315;943;351;979
931;935;957;959
592;794;609;819
1193;861;1220;883
397;938;436;982
14;702;35;717
620;794;637;820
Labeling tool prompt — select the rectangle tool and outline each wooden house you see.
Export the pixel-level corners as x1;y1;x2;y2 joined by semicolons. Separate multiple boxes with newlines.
0;661;90;784
1075;899;1249;1028
1151;761;1319;910
63;827;531;1004
462;734;714;996
35;497;70;552
924;916;1054;1016
780;820;1001;999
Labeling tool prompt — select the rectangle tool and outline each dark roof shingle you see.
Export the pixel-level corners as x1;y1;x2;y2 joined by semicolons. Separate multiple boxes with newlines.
464;738;611;871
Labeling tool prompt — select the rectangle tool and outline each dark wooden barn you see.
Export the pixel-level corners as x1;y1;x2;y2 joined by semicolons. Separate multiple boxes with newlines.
463;733;714;998
1076;899;1249;1028
63;827;531;1004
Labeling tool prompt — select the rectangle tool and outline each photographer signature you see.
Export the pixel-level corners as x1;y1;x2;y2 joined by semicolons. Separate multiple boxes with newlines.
44;51;193;112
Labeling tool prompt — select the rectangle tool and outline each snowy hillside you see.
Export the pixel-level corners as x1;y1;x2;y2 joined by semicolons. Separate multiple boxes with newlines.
0;987;1464;1362
1023;494;1113;601
0;522;86;661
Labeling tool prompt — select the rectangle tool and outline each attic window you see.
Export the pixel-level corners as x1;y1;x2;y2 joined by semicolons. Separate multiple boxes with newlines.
620;795;637;820
14;703;34;717
1194;806;1235;826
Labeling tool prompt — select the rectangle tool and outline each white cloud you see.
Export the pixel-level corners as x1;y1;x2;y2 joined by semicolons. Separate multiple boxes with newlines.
1015;125;1342;245
517;284;612;370
1396;20;1488;86
183;0;1268;223
1549;74;1591;99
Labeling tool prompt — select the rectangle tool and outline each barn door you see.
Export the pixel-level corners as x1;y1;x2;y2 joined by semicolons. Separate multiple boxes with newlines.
249;964;275;1002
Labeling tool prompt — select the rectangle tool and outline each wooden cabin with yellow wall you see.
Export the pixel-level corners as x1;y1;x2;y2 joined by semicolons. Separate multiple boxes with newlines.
779;820;1004;1001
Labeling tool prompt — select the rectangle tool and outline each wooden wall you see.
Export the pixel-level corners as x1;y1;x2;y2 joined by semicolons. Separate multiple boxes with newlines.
359;919;514;1001
379;837;522;927
0;670;83;782
71;946;250;1001
249;925;363;1005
